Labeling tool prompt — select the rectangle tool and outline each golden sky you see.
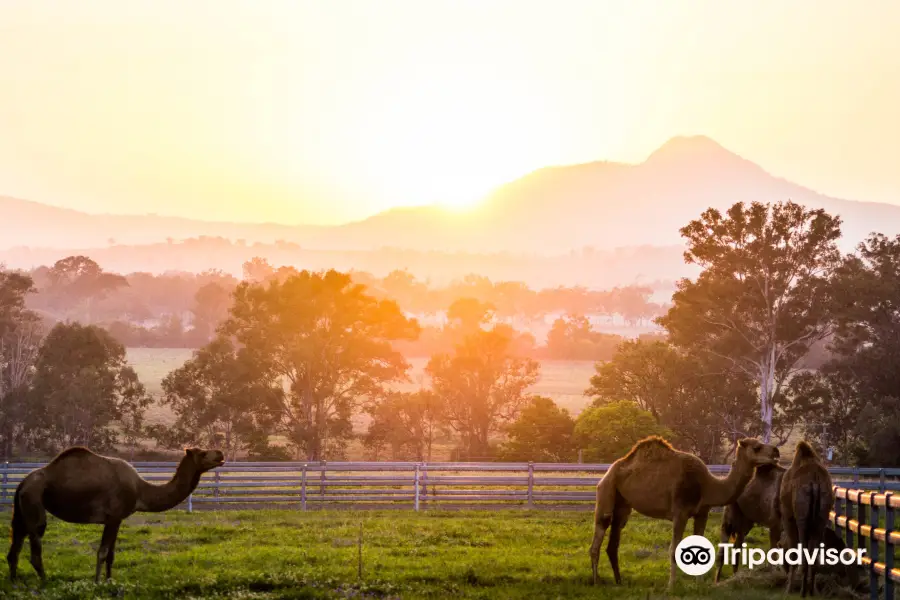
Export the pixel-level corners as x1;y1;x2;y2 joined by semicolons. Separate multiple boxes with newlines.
1;1;899;225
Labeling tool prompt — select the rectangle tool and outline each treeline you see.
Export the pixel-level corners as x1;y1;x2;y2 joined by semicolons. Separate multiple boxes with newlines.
3;199;899;465
19;255;667;360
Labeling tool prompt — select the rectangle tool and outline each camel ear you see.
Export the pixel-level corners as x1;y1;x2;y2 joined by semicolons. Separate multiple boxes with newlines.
737;439;748;448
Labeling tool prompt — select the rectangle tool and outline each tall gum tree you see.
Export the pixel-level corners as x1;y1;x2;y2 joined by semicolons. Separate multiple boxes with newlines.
657;201;841;443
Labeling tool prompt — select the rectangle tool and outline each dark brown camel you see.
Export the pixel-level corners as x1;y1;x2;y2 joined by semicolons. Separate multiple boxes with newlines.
7;446;224;583
715;462;857;588
589;436;779;589
780;440;834;597
714;462;786;581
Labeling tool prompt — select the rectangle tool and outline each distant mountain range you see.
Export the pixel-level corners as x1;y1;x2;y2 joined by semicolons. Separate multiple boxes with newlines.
3;135;899;254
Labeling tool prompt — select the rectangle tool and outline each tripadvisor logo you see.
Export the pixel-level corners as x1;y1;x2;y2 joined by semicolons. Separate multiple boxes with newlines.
675;535;867;576
675;536;716;576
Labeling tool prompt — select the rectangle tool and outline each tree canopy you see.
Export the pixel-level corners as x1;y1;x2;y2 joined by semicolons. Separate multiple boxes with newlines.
221;269;420;460
658;200;842;442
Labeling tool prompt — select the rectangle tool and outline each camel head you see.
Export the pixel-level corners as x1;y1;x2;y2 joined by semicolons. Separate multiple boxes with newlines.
735;438;780;467
183;447;225;472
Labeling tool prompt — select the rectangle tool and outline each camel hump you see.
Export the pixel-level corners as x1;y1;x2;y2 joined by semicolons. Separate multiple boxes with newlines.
794;440;819;461
622;435;674;461
48;446;96;465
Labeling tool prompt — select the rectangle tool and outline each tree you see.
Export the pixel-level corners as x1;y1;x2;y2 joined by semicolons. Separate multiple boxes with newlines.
221;269;420;460
190;282;232;344
28;323;150;452
46;255;128;321
0;268;42;458
586;339;758;462
363;390;444;461
657;201;842;442
446;297;494;334
499;396;575;462
158;337;283;461
574;400;672;462
544;314;623;361
788;233;900;464
241;257;275;283
427;327;539;459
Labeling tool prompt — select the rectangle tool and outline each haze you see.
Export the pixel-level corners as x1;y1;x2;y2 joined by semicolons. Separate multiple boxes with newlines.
2;0;900;226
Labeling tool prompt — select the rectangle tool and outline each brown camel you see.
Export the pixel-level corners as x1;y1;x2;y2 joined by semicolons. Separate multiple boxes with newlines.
589;436;779;589
779;440;834;597
715;463;857;588
7;446;224;583
714;462;786;582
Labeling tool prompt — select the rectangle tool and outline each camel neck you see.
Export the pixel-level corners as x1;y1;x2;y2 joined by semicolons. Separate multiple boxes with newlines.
135;458;202;512
704;460;754;506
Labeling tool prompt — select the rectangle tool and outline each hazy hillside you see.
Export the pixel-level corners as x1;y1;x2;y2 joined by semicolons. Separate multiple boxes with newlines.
3;136;899;254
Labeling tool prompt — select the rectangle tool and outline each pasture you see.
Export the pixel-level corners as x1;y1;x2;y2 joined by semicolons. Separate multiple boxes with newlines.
126;348;598;458
0;509;790;599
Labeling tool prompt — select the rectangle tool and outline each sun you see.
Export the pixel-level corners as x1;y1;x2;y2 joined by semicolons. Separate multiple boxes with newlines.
349;63;563;213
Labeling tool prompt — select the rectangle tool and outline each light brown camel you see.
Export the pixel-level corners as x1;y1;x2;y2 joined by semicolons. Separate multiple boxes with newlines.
589;436;780;589
7;446;224;583
779;440;834;597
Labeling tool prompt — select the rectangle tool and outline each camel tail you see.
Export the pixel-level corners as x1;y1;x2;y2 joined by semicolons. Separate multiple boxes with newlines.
9;486;23;542
805;482;821;543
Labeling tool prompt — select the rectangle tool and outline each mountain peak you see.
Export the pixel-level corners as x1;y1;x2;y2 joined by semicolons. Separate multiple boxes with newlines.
643;135;761;176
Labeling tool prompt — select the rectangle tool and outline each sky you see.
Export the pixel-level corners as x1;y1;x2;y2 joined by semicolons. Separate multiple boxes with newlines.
1;0;899;225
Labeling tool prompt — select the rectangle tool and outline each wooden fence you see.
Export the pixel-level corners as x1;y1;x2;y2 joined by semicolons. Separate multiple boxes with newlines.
832;485;900;600
3;461;899;512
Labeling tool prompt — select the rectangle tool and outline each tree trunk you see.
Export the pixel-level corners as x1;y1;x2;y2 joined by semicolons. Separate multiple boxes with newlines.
758;345;777;443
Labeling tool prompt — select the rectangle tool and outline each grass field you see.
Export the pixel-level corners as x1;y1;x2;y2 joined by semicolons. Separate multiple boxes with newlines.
0;509;798;600
126;348;599;439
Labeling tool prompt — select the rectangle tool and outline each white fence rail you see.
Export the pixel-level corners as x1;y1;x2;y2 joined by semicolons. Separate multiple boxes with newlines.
2;461;898;512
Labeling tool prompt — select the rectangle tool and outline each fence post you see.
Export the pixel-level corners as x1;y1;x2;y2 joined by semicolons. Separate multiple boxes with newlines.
1;462;7;503
301;464;307;511
880;468;886;492
868;491;879;600
527;462;534;508
845;490;854;549
214;470;220;503
885;492;894;600
320;461;326;504
853;466;860;486
856;490;865;553
414;463;420;512
187;493;193;513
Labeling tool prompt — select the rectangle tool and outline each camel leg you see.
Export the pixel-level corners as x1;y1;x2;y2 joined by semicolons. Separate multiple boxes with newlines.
590;515;611;585
105;523;121;581
668;509;690;590
732;529;749;576
6;524;25;581
713;521;731;583
606;505;631;585
95;521;122;583
692;507;710;537
590;473;618;585
28;528;46;583
798;523;810;598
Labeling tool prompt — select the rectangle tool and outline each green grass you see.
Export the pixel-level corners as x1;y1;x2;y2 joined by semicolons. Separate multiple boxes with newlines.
0;509;794;599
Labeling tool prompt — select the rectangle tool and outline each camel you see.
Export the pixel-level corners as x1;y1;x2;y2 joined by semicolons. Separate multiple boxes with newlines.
714;462;786;582
779;440;834;597
715;463;857;588
7;446;224;583
589;436;780;590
